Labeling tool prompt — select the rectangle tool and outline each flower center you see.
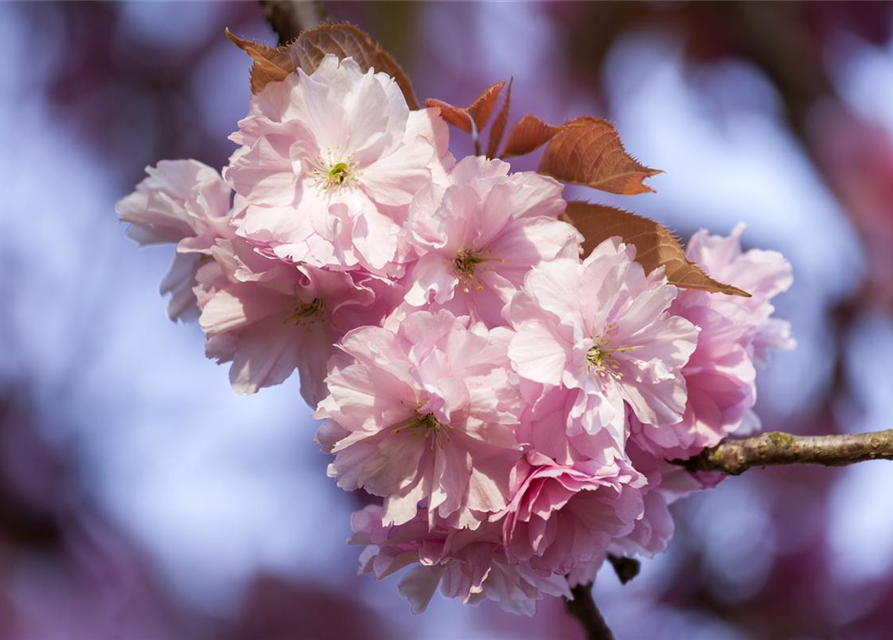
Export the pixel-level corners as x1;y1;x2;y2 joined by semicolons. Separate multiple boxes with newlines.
454;249;485;276
284;297;326;326
392;412;452;450
586;326;637;379
454;248;501;293
311;148;360;192
327;162;351;185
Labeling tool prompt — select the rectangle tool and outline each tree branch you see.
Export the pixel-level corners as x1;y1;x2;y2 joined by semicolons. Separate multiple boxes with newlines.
565;583;615;640
260;0;323;45
680;429;893;476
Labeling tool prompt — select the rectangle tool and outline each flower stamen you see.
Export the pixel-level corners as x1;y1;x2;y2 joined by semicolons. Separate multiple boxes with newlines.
327;162;351;185
392;411;452;450
454;248;502;293
284;297;326;326
587;330;637;379
310;147;360;191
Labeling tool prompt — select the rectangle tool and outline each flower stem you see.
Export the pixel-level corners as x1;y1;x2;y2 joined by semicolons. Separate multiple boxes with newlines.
565;582;615;640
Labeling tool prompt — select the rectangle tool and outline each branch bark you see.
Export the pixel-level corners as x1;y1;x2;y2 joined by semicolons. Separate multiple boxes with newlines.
565;583;615;640
680;429;893;476
260;0;323;45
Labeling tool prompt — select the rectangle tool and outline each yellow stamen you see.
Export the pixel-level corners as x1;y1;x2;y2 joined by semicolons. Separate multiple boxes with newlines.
587;329;637;379
310;147;360;191
454;249;486;276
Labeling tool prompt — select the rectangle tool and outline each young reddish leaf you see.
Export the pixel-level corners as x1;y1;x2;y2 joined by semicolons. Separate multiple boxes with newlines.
424;98;475;132
288;22;420;110
466;80;505;132
227;23;420;108
424;80;506;135
539;116;662;195
562;202;750;297
486;77;513;159
225;28;293;94
501;114;563;158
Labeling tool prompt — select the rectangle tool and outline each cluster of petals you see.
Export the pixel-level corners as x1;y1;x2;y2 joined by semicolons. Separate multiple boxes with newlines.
116;159;233;321
195;244;394;405
506;238;700;448
225;55;453;276
496;451;645;575
630;225;795;460
315;310;522;530
350;504;571;616
117;54;796;616
402;156;580;326
118;54;453;400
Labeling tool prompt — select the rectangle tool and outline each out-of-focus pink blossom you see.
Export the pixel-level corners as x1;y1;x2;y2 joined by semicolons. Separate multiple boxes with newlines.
116;159;233;321
315;310;522;529
402;156;580;327
496;451;644;576
507;238;699;448
225;55;453;276
350;505;570;616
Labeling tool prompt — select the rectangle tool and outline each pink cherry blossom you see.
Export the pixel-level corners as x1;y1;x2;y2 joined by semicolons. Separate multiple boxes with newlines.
402;156;581;327
116;159;232;321
631;225;794;458
606;441;697;559
225;55;453;276
349;505;570;616
566;439;704;587
112;30;805;621
496;451;644;576
515;382;627;466
507;238;699;448
195;241;392;406
629;308;758;458
683;223;795;362
315;309;522;529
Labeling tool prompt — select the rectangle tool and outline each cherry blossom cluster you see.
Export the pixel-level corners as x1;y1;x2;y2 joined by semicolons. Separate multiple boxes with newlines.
117;55;793;615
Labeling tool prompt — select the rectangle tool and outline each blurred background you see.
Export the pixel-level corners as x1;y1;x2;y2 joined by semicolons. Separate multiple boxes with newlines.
1;2;893;639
